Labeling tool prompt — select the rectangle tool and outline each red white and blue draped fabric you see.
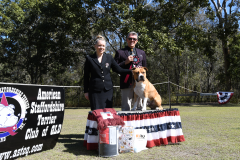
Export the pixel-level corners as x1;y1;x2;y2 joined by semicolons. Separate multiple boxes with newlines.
84;113;99;150
84;109;185;150
217;92;234;104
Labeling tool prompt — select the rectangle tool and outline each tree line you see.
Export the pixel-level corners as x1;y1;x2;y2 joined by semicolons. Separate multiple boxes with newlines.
1;0;239;106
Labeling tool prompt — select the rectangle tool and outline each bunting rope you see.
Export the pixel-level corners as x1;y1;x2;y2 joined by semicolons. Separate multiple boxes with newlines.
0;81;218;95
63;81;234;104
152;82;169;85
168;82;201;94
1;82;233;104
44;81;201;94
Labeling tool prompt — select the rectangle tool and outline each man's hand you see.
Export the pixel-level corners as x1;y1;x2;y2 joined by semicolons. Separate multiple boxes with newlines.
84;93;89;100
125;55;133;65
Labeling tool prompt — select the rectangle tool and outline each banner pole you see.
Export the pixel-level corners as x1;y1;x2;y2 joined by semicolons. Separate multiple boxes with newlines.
168;77;171;109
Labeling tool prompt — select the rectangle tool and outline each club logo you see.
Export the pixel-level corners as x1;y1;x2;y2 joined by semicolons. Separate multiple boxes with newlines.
0;88;29;140
135;134;145;139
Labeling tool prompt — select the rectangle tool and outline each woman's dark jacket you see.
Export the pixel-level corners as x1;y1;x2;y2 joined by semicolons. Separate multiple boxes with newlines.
84;53;132;93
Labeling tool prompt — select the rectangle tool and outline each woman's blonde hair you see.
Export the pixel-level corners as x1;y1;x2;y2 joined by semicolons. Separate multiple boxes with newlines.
94;35;106;45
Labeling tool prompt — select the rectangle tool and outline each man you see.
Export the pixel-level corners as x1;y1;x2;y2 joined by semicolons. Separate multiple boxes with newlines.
114;31;147;111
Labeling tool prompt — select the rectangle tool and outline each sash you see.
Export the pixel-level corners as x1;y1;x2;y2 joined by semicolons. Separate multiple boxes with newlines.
124;55;140;83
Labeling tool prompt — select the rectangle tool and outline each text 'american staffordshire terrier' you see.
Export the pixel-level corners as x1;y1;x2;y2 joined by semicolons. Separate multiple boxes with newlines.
131;67;163;111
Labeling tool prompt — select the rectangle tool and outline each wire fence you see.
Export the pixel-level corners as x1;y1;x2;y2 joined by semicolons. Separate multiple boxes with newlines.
64;81;240;107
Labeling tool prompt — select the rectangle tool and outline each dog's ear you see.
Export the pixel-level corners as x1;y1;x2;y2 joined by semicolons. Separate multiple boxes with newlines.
143;67;148;71
131;67;136;71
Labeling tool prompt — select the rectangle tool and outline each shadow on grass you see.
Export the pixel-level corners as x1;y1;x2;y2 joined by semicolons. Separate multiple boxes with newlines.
232;127;240;130
58;134;98;156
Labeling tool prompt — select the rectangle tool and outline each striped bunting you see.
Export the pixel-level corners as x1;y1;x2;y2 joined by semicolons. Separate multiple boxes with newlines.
84;109;185;150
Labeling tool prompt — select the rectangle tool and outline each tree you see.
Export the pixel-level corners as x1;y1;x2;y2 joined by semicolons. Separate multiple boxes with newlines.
208;0;240;90
229;33;240;83
0;0;91;84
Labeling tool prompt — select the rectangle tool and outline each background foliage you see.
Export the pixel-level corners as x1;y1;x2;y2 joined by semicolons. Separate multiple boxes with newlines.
0;0;239;107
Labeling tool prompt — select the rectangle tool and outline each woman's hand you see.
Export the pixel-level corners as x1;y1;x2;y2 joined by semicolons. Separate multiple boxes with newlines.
84;93;89;100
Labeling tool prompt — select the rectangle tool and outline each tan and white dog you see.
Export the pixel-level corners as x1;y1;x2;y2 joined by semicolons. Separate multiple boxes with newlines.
131;67;163;111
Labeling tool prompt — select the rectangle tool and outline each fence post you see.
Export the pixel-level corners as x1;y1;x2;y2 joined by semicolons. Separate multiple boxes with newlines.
168;77;171;109
78;87;80;107
113;87;116;107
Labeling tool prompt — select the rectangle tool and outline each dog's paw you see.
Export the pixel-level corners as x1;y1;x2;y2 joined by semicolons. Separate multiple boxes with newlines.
131;108;137;111
156;106;163;110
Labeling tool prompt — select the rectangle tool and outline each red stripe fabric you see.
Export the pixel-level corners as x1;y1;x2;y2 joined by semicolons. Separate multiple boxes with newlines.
87;113;97;121
146;135;185;148
119;110;180;121
87;142;98;150
147;138;167;148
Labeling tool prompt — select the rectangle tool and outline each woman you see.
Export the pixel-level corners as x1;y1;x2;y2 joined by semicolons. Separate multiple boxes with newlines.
84;35;132;111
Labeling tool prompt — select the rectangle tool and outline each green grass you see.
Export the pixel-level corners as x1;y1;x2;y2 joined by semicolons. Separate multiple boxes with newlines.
18;104;240;160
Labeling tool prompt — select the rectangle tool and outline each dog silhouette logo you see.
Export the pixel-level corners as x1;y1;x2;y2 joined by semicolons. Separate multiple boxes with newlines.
0;91;28;139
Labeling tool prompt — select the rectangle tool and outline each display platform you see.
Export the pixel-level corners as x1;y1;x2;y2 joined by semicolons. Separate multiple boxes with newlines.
84;108;185;150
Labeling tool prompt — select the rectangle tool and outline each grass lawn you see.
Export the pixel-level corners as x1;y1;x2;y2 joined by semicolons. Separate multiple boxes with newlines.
18;104;240;160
